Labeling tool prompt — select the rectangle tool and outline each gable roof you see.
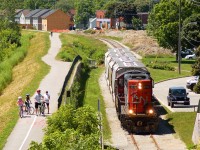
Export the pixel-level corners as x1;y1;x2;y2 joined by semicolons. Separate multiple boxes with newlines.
32;9;50;18
15;9;30;18
22;9;31;16
41;9;57;19
15;9;23;14
26;9;41;17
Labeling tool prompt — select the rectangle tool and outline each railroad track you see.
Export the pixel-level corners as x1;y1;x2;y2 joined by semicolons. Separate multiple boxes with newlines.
99;38;125;48
130;134;161;150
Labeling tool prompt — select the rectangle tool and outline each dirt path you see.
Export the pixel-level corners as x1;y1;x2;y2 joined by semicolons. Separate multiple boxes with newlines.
3;33;71;150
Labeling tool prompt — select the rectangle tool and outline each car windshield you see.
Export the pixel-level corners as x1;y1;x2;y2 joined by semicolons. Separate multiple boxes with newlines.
171;89;186;96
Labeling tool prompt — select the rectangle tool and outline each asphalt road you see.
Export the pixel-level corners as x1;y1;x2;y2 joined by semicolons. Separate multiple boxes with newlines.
153;76;200;112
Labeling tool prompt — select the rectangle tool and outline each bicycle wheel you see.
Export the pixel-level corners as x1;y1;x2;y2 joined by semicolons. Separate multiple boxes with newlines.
29;106;35;115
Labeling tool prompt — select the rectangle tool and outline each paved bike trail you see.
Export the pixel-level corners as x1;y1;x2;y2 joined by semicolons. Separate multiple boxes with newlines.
3;33;71;150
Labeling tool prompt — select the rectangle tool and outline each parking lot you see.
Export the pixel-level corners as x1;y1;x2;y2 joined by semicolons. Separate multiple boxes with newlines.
153;76;200;112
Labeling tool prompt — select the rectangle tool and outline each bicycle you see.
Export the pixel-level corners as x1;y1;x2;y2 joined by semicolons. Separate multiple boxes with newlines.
23;104;35;115
39;101;46;116
19;106;23;118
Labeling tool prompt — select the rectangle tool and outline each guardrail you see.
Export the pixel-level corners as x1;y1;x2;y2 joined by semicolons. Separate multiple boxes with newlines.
57;55;82;108
173;105;199;112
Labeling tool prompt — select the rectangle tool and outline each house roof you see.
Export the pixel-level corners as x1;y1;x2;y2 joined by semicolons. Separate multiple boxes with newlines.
32;9;50;18
15;9;23;14
22;9;31;16
26;9;41;17
41;9;57;19
15;9;30;18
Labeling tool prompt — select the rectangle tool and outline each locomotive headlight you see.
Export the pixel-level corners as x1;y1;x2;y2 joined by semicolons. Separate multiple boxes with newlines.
148;109;154;114
129;109;133;114
138;83;142;89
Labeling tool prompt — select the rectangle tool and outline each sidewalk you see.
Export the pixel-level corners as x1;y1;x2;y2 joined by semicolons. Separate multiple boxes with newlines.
3;33;71;150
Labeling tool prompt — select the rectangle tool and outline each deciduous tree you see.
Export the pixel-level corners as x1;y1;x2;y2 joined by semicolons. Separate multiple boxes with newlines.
147;0;194;52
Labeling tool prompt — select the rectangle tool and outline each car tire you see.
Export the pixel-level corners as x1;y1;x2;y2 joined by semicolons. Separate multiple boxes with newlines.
191;84;195;91
171;102;174;108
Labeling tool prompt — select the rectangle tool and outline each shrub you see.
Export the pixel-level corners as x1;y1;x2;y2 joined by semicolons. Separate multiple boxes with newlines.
146;63;175;71
29;105;101;150
193;80;200;94
0;33;33;94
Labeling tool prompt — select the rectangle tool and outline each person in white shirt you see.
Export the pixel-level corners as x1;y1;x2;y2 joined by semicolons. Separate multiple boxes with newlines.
44;91;50;114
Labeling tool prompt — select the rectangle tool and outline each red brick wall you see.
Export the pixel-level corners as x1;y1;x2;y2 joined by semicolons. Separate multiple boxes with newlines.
45;10;71;31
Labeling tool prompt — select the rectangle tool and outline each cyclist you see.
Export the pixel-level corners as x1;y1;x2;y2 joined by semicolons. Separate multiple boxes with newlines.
25;94;31;114
34;89;42;116
17;96;24;118
43;91;50;114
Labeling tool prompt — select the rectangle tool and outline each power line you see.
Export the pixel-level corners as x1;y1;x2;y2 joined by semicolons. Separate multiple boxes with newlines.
183;36;198;47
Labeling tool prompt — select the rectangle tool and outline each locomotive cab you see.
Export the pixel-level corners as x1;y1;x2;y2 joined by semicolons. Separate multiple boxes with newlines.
124;73;155;115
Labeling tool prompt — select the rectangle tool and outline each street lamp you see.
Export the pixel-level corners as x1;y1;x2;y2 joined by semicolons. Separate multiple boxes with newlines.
178;0;181;74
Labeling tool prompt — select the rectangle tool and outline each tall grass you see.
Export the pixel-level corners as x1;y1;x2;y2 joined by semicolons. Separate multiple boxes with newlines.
0;34;33;93
0;31;50;149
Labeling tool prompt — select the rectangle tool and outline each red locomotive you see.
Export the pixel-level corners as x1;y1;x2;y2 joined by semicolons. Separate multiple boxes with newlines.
105;48;159;133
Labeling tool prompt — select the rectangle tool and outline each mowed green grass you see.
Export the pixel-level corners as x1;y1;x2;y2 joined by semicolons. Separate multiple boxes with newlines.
83;67;111;140
142;56;194;82
167;112;196;148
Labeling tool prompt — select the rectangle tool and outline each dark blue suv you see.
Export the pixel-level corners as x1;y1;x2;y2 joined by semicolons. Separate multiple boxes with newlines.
167;87;190;108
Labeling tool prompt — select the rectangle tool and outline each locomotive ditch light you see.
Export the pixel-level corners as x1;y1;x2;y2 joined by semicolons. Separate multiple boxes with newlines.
138;83;142;89
148;109;154;114
129;109;133;114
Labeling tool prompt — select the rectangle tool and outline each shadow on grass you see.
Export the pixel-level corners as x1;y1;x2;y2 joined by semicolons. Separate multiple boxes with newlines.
77;66;90;107
152;95;176;135
170;60;195;65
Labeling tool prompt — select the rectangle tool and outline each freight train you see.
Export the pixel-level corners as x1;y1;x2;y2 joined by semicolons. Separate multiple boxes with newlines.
105;48;159;133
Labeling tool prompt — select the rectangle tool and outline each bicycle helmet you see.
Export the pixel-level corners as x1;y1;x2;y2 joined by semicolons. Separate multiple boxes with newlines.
37;89;41;92
26;94;30;96
18;96;22;99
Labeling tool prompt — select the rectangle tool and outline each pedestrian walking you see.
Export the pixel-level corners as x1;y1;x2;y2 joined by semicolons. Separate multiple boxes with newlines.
50;31;53;37
43;91;50;114
34;89;42;116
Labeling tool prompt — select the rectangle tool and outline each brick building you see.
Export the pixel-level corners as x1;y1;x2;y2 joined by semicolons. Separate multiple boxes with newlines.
41;9;71;31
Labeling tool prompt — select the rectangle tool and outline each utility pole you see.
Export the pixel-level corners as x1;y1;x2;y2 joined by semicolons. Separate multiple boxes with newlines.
178;0;181;74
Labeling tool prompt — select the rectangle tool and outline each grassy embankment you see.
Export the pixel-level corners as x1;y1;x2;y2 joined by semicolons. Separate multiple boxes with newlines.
0;31;50;149
58;33;111;141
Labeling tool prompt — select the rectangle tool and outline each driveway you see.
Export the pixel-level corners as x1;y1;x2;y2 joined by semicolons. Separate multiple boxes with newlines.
3;33;71;150
154;77;200;112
